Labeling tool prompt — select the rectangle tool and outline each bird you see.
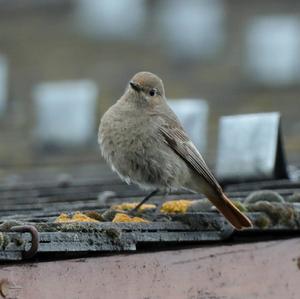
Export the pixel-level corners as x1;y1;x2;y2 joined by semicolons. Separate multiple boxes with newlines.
98;71;252;229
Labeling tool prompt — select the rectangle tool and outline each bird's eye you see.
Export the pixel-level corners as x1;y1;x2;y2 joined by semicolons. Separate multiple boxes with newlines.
149;89;156;97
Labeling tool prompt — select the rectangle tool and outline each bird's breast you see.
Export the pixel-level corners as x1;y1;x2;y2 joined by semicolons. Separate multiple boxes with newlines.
98;107;190;189
99;108;156;167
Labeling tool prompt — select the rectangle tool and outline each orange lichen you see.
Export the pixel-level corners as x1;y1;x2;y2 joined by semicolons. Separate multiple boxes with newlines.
112;202;156;211
112;213;149;223
55;212;100;223
160;200;193;214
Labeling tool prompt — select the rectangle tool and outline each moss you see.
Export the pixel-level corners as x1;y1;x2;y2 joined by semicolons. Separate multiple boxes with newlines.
35;223;59;232
254;214;272;229
247;201;298;228
232;200;247;212
0;233;4;248
37;219;123;233
187;199;213;212
286;192;300;203
61;223;98;232
84;211;104;222
105;227;122;240
245;190;285;204
0;220;24;231
0;233;9;249
101;209;121;222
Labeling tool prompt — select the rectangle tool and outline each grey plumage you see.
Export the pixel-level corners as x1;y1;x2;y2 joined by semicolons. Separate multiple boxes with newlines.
98;71;252;229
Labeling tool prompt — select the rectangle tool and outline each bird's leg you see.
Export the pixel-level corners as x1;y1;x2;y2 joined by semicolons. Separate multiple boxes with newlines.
131;189;159;213
154;202;163;216
152;191;169;220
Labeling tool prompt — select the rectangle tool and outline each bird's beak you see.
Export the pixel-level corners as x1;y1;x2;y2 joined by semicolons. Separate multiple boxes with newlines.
130;81;141;92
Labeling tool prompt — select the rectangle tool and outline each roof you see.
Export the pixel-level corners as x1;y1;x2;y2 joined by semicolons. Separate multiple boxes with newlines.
0;176;300;261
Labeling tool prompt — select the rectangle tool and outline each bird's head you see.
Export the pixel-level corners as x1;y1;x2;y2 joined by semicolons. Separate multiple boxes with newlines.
126;71;165;106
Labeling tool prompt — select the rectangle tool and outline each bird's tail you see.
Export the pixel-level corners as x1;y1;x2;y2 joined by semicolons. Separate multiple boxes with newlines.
208;192;252;230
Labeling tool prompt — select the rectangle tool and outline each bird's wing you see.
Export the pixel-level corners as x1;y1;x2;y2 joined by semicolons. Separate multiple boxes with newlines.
158;119;222;192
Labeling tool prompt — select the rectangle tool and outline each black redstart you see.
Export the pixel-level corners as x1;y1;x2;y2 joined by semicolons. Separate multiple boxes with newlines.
98;71;252;229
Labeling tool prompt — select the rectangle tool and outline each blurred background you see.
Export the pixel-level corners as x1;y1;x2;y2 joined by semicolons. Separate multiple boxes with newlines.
0;0;300;183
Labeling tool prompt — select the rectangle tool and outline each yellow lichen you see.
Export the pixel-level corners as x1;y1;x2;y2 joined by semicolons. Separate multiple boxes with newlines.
160;200;193;214
55;213;70;222
112;213;149;223
112;202;156;211
55;212;100;223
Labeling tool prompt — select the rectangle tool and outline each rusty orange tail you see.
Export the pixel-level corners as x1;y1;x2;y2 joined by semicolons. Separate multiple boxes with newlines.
208;193;252;230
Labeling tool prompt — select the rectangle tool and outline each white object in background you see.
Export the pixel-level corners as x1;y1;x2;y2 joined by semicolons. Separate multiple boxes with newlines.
0;55;8;116
159;0;225;59
216;112;288;182
33;80;98;146
73;0;146;40
168;99;209;153
245;16;300;85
